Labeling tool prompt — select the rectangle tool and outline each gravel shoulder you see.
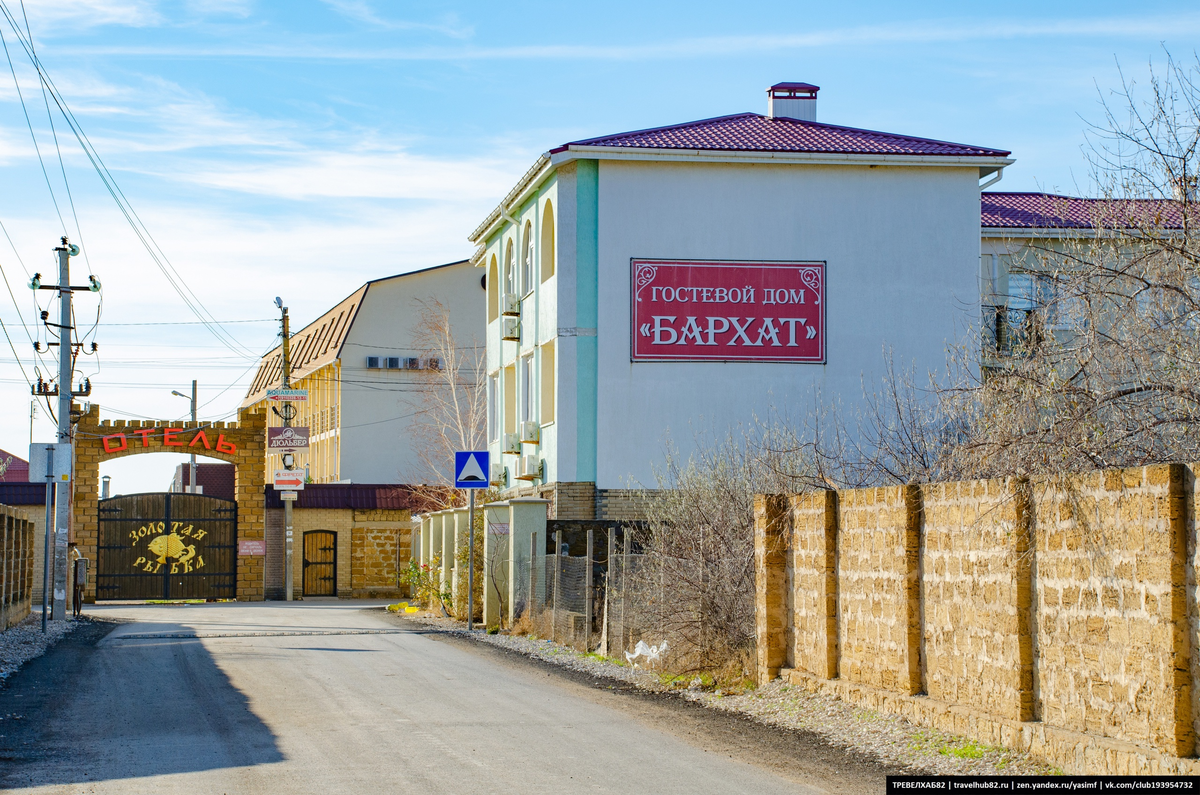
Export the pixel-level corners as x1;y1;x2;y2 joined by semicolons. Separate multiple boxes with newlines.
397;610;1058;779
0;613;79;685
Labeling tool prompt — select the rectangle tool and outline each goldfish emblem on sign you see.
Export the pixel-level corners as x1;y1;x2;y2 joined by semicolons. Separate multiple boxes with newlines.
147;533;194;564
132;523;206;574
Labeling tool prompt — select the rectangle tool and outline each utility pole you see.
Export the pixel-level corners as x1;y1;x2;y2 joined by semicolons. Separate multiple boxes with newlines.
30;237;96;622
172;380;198;492
276;298;294;601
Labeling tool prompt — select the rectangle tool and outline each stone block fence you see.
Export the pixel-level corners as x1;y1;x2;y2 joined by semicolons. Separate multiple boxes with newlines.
755;464;1200;775
0;503;35;631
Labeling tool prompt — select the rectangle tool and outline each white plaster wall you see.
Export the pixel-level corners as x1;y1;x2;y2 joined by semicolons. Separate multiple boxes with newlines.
340;261;486;483
591;159;981;488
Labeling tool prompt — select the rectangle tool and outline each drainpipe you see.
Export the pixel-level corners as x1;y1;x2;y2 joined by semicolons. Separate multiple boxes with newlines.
979;167;1005;191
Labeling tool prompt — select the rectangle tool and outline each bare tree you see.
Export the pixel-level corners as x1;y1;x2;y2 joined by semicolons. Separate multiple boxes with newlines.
407;298;486;508
634;53;1200;678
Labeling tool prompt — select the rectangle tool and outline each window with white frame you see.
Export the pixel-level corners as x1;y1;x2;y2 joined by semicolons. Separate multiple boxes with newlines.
487;374;499;441
504;239;515;297
522;220;534;295
520;355;534;424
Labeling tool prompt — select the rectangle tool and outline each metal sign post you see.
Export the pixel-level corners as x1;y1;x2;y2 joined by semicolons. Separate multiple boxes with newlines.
30;442;70;632
454;451;490;631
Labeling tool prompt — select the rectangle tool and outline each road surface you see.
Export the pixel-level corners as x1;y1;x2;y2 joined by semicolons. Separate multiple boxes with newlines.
0;602;888;793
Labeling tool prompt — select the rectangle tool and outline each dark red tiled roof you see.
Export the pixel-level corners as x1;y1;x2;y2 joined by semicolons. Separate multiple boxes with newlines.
0;448;29;482
982;192;1186;229
552;113;1010;158
265;484;417;510
0;483;47;505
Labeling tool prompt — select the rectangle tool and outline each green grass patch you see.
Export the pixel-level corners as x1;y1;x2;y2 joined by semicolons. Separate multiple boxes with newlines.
938;740;986;760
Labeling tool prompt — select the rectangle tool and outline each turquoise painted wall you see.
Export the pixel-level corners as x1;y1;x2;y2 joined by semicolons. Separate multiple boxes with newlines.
575;159;598;482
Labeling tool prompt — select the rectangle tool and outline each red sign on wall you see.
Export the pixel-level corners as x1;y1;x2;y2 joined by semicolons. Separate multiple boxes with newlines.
631;259;825;363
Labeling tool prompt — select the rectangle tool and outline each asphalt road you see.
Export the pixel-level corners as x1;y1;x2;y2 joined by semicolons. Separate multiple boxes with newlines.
0;602;887;794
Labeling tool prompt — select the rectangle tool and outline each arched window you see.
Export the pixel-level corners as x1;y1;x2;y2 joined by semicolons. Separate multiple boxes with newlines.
487;254;499;322
522;220;534;294
504;239;515;297
540;200;555;282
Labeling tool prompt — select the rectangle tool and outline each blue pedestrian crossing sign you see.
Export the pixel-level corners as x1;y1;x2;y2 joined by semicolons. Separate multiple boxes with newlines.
454;451;490;489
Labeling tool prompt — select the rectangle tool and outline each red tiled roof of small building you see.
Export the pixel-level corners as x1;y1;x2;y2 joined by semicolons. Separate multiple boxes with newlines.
982;192;1186;229
265;484;418;510
0;448;29;482
552;113;1011;158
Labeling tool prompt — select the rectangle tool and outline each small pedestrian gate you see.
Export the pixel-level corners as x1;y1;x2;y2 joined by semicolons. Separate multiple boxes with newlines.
303;531;337;596
96;492;237;601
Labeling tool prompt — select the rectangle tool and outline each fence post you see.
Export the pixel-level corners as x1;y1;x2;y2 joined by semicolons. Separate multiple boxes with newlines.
553;530;562;644
585;527;594;652
529;531;537;621
754;494;790;686
3;512;11;630
620;531;631;654
606;528;615;656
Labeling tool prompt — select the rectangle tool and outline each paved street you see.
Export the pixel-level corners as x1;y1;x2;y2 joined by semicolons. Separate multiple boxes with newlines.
0;603;875;794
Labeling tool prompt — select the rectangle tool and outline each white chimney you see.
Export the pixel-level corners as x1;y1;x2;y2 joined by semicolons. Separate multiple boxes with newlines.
767;82;819;122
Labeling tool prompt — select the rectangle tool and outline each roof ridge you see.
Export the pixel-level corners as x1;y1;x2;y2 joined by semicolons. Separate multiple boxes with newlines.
552;112;759;152
554;111;1010;157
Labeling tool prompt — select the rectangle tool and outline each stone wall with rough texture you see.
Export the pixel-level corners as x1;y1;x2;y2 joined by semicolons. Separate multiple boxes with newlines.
0;504;34;631
754;462;1200;775
789;491;837;679
835;486;917;694
921;478;1032;722
1032;466;1191;756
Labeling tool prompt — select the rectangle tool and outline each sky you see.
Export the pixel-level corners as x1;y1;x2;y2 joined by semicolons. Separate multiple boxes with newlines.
0;0;1197;491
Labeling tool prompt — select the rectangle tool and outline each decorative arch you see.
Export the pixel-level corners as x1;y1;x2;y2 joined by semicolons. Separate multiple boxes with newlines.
487;253;499;322
72;403;267;602
541;200;555;282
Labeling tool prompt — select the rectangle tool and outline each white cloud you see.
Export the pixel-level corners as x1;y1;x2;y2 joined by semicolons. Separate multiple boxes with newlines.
317;0;471;39
164;148;529;201
16;0;161;30
67;12;1200;61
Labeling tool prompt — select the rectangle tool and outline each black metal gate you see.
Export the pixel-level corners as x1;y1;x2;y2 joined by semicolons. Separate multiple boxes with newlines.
97;492;237;601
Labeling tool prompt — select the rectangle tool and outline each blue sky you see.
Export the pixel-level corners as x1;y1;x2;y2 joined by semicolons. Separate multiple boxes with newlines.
0;0;1196;490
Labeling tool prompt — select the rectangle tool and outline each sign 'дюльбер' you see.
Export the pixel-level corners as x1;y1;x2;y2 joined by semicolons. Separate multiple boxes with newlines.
631;259;824;363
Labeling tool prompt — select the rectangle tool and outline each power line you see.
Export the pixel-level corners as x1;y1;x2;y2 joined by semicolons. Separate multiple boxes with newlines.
21;0;92;279
0;4;257;361
0;22;65;236
98;319;277;327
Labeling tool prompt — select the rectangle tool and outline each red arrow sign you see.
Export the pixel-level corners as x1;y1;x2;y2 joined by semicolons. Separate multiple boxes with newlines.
273;469;305;490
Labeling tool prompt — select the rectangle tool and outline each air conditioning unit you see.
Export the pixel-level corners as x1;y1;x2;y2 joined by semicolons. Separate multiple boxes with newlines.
501;317;521;341
502;433;521;454
502;293;521;317
519;420;539;444
516;455;542;481
366;356;381;369
386;357;401;369
424;356;442;371
490;463;508;487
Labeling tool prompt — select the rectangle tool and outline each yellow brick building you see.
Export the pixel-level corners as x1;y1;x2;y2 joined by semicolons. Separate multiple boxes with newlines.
241;260;484;484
